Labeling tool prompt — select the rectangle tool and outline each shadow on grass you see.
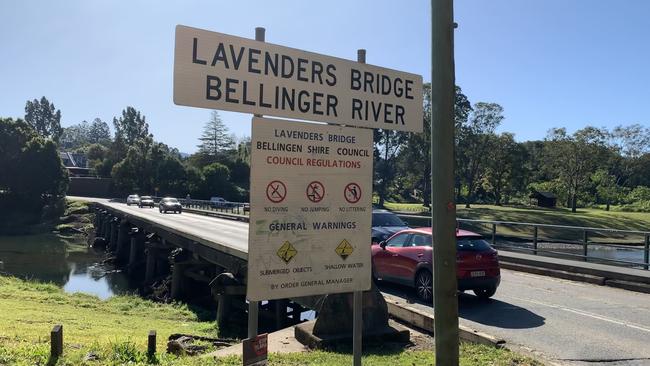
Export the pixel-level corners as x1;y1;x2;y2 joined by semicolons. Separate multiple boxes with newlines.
320;339;413;357
186;303;216;322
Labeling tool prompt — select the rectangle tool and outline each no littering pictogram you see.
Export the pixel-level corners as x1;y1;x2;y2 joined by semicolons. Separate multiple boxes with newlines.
306;181;325;203
335;239;354;260
344;183;362;204
277;241;297;264
266;181;287;203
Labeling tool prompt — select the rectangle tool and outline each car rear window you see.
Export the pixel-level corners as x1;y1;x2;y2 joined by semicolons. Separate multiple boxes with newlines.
372;213;406;227
457;237;492;252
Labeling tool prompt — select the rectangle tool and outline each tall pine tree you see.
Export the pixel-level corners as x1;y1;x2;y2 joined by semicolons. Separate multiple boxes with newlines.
197;110;234;160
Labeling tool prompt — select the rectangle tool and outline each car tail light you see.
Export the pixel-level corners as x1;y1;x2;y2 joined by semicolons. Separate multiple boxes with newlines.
456;251;472;263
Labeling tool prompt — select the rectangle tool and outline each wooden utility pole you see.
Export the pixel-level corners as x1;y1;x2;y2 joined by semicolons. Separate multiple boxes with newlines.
431;0;459;365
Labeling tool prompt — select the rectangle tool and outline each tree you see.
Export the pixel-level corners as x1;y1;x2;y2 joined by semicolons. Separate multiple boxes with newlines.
605;124;650;189
24;97;63;143
453;87;473;202
236;137;252;163
374;128;407;207
197;111;234;160
397;85;471;207
88;118;111;145
543;127;608;212
592;169;621;211
113;107;150;147
60;121;91;149
201;162;237;199
0;118;68;220
610;124;650;158
484;133;523;205
59;118;111;150
397;84;432;206
457;102;504;207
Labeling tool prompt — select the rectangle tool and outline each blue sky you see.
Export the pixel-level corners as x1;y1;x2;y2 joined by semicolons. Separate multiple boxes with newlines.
1;1;649;153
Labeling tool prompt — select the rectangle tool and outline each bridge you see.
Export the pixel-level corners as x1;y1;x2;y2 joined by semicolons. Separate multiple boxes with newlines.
82;197;650;364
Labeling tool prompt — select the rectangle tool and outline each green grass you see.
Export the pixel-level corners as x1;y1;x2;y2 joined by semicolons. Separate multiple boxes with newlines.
383;202;429;213
456;204;650;230
64;199;91;216
0;276;540;365
389;203;650;244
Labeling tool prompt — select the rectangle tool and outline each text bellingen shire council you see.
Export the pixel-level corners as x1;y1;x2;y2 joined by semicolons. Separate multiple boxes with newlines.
191;37;417;126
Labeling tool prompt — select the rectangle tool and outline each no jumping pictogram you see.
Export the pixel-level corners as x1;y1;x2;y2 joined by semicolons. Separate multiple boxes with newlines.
344;183;362;204
306;181;325;203
266;181;287;203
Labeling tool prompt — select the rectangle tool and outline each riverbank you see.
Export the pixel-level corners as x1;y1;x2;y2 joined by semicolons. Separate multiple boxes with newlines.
0;275;541;365
54;199;95;237
0;198;95;237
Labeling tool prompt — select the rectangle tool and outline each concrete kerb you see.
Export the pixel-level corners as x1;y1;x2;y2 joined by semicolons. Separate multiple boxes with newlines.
498;250;650;294
382;293;505;348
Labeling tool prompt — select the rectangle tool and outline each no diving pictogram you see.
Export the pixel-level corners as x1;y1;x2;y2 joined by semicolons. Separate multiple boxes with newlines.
266;181;287;203
344;183;362;204
306;181;325;203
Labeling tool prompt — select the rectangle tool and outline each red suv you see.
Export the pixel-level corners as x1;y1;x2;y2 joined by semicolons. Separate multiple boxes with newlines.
371;227;501;301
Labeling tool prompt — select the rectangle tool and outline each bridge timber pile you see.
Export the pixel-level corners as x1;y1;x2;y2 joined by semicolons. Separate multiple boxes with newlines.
89;198;314;331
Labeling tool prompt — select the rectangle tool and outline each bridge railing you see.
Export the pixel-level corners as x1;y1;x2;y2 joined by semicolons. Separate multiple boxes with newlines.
150;196;250;216
397;214;650;270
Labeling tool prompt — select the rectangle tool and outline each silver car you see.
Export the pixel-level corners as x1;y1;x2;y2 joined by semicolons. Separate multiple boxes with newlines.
126;194;140;206
139;196;155;208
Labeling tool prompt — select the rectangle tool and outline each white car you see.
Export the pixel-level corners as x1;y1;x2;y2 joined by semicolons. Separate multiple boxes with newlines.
126;195;140;206
210;197;232;208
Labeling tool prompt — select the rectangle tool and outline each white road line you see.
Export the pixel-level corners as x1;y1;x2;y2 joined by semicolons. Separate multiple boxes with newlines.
506;295;650;334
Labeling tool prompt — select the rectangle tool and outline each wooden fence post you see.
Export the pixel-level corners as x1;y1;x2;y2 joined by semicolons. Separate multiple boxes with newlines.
148;330;156;357
50;324;63;359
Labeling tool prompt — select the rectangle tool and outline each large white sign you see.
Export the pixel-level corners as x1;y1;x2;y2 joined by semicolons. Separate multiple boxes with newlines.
247;117;373;300
174;25;423;132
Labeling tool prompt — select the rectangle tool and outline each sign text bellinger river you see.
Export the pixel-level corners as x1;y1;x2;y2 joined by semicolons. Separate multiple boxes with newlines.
173;25;423;132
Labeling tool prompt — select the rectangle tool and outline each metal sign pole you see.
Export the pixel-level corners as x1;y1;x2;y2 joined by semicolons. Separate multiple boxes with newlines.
353;291;362;366
248;26;266;340
431;1;459;365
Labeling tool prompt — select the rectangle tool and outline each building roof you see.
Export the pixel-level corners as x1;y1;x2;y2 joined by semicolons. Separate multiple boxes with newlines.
529;190;557;199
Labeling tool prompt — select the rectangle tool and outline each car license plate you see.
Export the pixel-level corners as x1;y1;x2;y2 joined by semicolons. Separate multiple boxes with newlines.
470;271;486;278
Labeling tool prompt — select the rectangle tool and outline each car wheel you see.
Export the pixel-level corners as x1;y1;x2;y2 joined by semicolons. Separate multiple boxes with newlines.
415;270;433;302
159;208;162;213
473;287;497;300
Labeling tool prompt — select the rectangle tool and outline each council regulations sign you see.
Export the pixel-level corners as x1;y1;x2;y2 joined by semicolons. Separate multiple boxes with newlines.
247;117;373;301
173;25;423;132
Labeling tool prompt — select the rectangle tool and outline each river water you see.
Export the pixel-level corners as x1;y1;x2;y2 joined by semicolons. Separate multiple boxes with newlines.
1;232;646;302
0;233;131;299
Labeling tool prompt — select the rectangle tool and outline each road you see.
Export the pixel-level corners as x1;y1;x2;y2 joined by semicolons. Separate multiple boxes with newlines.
380;270;650;365
81;197;650;365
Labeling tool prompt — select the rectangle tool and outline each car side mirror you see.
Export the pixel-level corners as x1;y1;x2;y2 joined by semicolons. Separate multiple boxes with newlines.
379;241;387;250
